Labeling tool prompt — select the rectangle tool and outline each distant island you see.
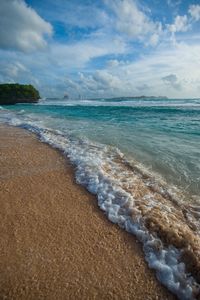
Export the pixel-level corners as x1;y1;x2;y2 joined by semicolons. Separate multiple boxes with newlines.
0;83;40;105
90;96;168;101
109;96;168;100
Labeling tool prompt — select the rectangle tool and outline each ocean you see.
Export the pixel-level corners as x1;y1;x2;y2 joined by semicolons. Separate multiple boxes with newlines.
1;97;200;299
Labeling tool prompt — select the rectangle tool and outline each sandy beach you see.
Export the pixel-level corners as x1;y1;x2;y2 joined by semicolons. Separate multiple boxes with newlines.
0;124;175;300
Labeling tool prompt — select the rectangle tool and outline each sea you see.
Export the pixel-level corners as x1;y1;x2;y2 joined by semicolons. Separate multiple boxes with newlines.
0;97;200;299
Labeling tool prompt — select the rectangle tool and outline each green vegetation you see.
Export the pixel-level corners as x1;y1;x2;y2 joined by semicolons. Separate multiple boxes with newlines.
0;83;40;105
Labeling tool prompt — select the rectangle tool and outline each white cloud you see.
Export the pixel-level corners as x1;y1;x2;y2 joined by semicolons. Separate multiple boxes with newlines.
168;15;190;33
0;0;52;52
148;33;160;46
50;35;127;70
188;4;200;21
75;69;133;98
1;61;27;78
167;5;200;44
167;0;182;8
105;0;162;45
0;59;30;84
167;4;200;38
75;43;200;98
78;71;121;94
0;31;127;96
107;59;120;68
93;71;121;89
1;0;200;99
1;41;200;98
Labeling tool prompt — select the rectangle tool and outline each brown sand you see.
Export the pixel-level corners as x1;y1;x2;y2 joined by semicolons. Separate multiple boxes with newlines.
0;125;176;300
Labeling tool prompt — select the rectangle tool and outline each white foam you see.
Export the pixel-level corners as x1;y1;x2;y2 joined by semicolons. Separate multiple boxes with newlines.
0;111;199;300
39;98;200;108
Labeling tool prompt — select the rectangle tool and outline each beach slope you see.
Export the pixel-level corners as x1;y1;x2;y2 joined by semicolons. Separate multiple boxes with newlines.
0;125;175;299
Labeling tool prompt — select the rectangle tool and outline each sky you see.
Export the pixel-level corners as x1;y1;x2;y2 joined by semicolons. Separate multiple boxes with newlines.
0;0;200;98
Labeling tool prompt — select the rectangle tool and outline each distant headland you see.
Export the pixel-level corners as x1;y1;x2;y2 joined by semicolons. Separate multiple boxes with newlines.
0;83;40;105
90;96;168;101
110;96;168;100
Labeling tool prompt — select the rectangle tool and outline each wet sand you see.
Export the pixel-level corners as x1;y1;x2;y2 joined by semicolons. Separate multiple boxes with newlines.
0;124;175;300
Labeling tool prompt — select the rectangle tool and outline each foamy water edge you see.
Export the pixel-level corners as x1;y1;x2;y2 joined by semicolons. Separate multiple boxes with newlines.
1;111;200;300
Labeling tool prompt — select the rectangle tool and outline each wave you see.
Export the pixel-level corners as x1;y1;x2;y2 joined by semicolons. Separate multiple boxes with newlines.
39;98;200;108
1;110;200;299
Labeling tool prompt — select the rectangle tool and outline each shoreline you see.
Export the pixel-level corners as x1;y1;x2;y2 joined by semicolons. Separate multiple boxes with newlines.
0;124;175;299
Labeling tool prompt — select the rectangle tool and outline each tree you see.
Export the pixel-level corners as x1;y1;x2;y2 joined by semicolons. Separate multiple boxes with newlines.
0;83;40;105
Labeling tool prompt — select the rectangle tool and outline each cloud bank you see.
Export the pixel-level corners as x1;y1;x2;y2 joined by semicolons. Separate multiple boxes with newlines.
0;0;200;98
0;0;52;52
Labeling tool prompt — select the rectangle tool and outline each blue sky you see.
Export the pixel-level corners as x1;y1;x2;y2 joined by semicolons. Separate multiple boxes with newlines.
0;0;200;98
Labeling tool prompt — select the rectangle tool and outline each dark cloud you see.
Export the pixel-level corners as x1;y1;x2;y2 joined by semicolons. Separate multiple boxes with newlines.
162;74;182;90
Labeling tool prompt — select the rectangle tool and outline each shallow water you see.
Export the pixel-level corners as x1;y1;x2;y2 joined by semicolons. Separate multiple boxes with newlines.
2;97;200;197
1;97;200;299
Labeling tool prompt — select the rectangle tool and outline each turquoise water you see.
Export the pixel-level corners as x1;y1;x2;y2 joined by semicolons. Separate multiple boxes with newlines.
1;97;200;299
2;97;200;197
